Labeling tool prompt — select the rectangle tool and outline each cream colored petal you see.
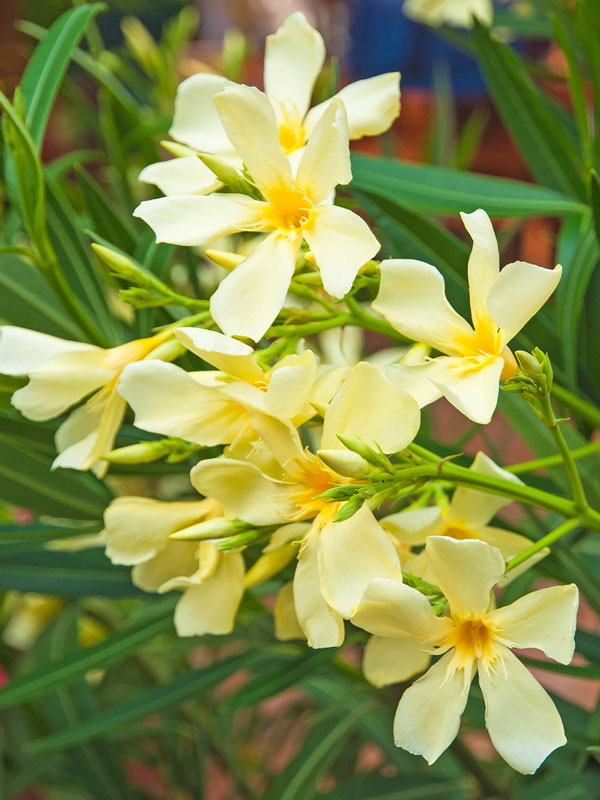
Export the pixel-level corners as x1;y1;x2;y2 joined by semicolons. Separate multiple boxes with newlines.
0;326;95;376
321;361;420;454
139;156;221;196
305;72;401;140
274;581;306;641
264;522;311;552
431;355;505;424
265;350;317;419
450;451;524;527
132;540;198;592
486;262;562;343
133;193;266;247
380;507;443;545
303;204;380;298
169;73;237;154
393;651;473;764
318;326;363;366
294;526;345;648
210;232;300;341
118;360;249;446
373;259;473;353
103;497;210;565
480;647;566;774
264;11;325;124
244;409;304;467
382;362;443;409
490;584;578;664
310;364;351;406
319;505;403;618
460;209;499;330
190;458;296;525
174;551;245;637
213;84;292;196
363;635;430;688
477;526;535;561
296;99;351;205
403;0;493;28
175;328;264;384
426;536;504;617
351;578;451;640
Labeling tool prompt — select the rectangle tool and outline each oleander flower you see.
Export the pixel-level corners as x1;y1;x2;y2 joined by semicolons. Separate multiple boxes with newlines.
381;451;547;581
0;326;172;475
372;209;562;424
352;536;578;773
140;12;400;195
191;362;419;647
403;0;493;28
135;86;380;341
103;496;244;636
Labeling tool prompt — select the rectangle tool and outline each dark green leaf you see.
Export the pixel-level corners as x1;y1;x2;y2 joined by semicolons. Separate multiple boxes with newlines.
0;522;100;543
76;166;138;253
323;774;460;800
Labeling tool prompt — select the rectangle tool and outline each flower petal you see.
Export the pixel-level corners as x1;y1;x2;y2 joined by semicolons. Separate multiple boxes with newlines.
486;261;562;343
383;362;443;408
264;12;325;124
0;326;95;376
303;205;379;298
321;361;420;453
213;84;292;196
393;651;473;764
103;497;211;565
305;72;401;140
426;536;505;617
430;355;505;424
173;552;245;636
132;540;198;592
403;0;493;28
319;505;403;618
169;73;237;154
294;525;344;648
274;581;306;641
373;260;473;353
491;584;578;664
175;328;264;384
210;232;299;341
133;193;266;246
460;209;499;329
351;578;450;640
265;350;317;419
139;156;221;196
296;99;351;204
118;360;250;446
479;647;566;774
450;451;524;527
380;507;443;544
363;635;430;688
190;458;296;525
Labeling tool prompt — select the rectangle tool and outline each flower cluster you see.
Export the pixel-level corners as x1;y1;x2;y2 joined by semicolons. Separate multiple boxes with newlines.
0;11;577;776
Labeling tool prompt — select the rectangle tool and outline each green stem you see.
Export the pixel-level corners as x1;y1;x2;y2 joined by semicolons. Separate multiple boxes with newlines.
268;314;348;339
344;295;409;342
505;518;580;573
505;439;600;475
552;383;600;429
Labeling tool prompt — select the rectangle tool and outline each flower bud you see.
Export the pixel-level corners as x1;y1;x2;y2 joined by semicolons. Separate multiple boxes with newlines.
244;541;299;588
317;449;369;479
336;434;393;472
515;350;543;378
204;249;245;272
170;518;248;541
197;154;261;198
104;440;171;464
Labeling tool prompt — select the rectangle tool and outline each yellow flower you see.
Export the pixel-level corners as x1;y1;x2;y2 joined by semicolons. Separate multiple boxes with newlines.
135;87;379;341
372;209;562;423
0;326;171;475
403;0;493;28
352;536;578;774
140;12;400;196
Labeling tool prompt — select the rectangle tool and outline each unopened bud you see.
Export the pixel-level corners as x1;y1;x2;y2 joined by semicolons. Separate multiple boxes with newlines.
244;541;299;588
170;518;248;541
333;494;365;523
145;339;185;363
197;154;261;198
104;440;170;464
401;342;430;366
204;249;245;272
336;434;393;472
317;449;369;479
92;244;144;283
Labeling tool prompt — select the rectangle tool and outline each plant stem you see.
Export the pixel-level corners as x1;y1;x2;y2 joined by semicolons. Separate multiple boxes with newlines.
344;295;409;342
505;439;600;475
505;518;580;573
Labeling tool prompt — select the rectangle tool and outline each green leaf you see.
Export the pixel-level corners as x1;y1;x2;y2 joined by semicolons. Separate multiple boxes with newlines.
26;652;256;752
350;153;585;217
0;603;174;708
514;777;594;800
323;774;460;800
19;3;105;151
76;166;138;253
0;547;139;597
473;20;585;199
0;522;101;543
0;430;112;519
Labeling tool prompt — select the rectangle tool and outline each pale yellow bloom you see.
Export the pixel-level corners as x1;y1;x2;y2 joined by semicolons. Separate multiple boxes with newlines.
2;593;63;650
141;12;400;196
372;209;562;423
0;326;171;475
135;87;380;341
352;536;578;773
403;0;493;27
102;496;244;636
381;451;547;581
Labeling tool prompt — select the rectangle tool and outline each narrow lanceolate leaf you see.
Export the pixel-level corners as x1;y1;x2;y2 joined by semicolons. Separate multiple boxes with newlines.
473;20;585;199
19;3;105;150
0;604;174;708
349;154;585;216
322;774;460;800
26;652;256;753
76;166;138;253
0;522;101;544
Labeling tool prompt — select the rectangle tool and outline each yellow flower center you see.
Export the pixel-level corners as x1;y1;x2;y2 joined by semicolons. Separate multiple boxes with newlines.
439;522;474;541
265;184;313;232
277;102;306;154
449;315;517;379
433;613;501;673
283;451;343;523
